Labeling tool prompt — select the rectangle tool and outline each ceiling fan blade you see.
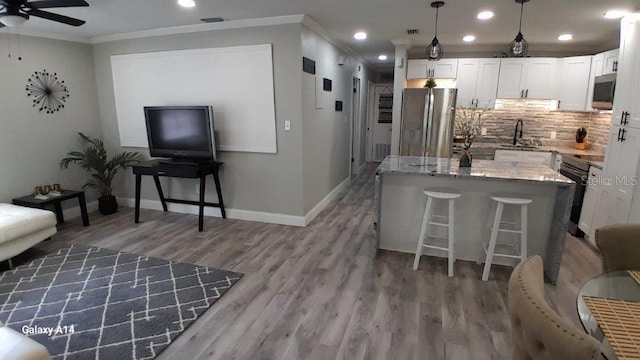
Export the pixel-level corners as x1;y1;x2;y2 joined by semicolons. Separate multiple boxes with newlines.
25;8;85;26
26;0;89;9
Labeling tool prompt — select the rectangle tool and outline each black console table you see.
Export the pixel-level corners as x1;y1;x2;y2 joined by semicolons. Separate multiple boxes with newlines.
132;160;226;232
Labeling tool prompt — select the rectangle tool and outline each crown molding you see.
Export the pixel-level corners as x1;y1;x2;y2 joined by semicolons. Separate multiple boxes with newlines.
90;14;306;44
391;38;412;47
301;15;368;67
0;28;91;44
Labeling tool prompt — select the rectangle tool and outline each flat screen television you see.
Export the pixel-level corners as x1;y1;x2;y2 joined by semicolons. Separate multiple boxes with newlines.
144;106;216;163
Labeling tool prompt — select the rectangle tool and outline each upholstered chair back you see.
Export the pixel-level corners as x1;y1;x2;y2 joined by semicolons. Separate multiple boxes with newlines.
508;256;601;360
595;224;640;273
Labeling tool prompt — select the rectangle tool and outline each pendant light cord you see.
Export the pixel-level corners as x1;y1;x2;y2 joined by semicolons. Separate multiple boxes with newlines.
518;1;524;32
434;6;439;37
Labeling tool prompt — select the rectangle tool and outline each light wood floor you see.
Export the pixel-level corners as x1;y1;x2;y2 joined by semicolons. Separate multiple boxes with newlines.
13;163;603;360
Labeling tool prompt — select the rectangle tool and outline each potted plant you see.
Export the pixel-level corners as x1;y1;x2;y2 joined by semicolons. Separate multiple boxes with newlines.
576;127;588;150
60;132;145;215
455;107;487;167
425;78;437;89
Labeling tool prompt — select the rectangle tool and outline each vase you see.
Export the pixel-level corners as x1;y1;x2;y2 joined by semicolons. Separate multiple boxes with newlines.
99;195;118;215
459;150;473;168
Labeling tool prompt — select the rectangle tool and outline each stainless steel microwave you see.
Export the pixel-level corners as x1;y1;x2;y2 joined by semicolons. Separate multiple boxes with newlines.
592;74;616;110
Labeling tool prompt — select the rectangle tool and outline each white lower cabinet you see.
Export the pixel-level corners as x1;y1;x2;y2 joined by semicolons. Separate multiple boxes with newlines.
494;150;552;167
579;166;603;244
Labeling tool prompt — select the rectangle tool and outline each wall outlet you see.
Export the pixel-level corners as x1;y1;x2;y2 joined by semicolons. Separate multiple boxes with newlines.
195;184;200;194
550;131;557;139
481;127;487;136
284;120;291;131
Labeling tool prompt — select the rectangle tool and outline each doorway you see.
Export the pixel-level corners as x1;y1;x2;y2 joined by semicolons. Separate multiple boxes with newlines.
350;77;361;176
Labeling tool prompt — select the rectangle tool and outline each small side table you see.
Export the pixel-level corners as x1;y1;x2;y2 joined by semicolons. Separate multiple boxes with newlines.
12;190;90;226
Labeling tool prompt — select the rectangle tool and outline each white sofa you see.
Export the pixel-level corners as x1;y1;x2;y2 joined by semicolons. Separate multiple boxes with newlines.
0;324;51;360
0;203;57;267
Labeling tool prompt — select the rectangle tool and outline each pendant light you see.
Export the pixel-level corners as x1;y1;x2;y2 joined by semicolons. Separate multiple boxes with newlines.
507;0;530;57
426;1;445;61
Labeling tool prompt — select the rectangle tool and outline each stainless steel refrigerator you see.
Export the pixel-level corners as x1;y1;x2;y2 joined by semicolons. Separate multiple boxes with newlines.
399;88;457;157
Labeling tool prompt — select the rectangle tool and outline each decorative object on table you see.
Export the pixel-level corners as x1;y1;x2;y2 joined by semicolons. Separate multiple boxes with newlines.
0;245;243;360
34;186;43;195
323;78;332;91
335;100;343;112
575;127;588;150
25;70;70;114
455;107;487;167
60;132;145;215
424;78;437;89
43;185;52;194
302;56;316;74
426;1;445;60
507;0;530;57
53;183;61;191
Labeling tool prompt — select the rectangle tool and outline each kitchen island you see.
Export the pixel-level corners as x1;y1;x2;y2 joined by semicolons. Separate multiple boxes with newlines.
375;155;575;283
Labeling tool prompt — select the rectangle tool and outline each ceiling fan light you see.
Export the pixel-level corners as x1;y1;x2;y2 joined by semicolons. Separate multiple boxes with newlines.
426;37;443;60
0;14;28;27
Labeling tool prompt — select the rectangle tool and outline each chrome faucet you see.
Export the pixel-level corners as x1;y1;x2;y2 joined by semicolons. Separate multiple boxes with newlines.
513;119;524;145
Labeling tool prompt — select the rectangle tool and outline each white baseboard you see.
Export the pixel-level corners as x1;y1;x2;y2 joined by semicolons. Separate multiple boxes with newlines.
354;163;366;176
120;198;306;227
61;201;98;221
303;177;350;226
118;177;351;228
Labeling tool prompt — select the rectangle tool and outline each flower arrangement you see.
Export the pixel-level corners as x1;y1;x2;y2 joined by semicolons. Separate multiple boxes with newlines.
455;107;487;150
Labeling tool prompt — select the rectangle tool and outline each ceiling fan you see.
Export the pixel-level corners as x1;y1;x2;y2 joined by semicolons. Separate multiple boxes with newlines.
0;0;89;28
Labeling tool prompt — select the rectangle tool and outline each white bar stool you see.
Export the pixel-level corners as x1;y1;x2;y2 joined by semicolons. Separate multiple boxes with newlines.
413;189;461;277
481;195;532;281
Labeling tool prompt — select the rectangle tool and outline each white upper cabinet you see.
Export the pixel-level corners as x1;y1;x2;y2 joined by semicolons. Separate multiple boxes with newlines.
496;59;526;98
407;59;429;79
592;52;605;77
497;58;559;99
602;49;620;75
455;58;500;108
407;59;458;79
557;56;592;111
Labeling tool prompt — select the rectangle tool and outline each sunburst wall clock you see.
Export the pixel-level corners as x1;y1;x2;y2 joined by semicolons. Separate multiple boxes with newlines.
25;70;70;113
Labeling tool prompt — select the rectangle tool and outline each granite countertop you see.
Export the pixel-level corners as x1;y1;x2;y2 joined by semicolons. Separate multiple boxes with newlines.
377;155;575;186
468;142;606;157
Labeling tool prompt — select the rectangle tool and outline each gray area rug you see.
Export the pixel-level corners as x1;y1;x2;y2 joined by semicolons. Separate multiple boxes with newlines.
0;245;243;360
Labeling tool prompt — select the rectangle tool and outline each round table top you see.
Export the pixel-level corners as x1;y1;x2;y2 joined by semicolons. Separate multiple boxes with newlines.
577;270;640;360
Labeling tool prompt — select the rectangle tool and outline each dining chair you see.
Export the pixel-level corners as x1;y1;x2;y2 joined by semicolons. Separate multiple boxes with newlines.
508;256;601;360
595;224;640;273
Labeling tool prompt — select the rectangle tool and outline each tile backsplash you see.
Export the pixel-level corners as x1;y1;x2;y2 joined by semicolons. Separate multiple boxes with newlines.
458;99;612;151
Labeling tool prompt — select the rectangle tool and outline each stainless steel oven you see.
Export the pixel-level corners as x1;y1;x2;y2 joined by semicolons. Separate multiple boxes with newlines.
559;154;604;237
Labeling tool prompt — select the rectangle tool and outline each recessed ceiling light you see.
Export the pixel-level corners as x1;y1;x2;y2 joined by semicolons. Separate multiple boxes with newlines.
477;11;494;20
354;32;367;40
378;54;388;61
558;34;573;41
177;0;195;8
463;35;476;42
604;10;628;19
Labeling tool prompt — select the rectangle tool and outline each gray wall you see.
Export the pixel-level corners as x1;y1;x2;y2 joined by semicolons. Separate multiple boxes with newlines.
92;24;306;216
0;34;101;203
300;27;373;213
